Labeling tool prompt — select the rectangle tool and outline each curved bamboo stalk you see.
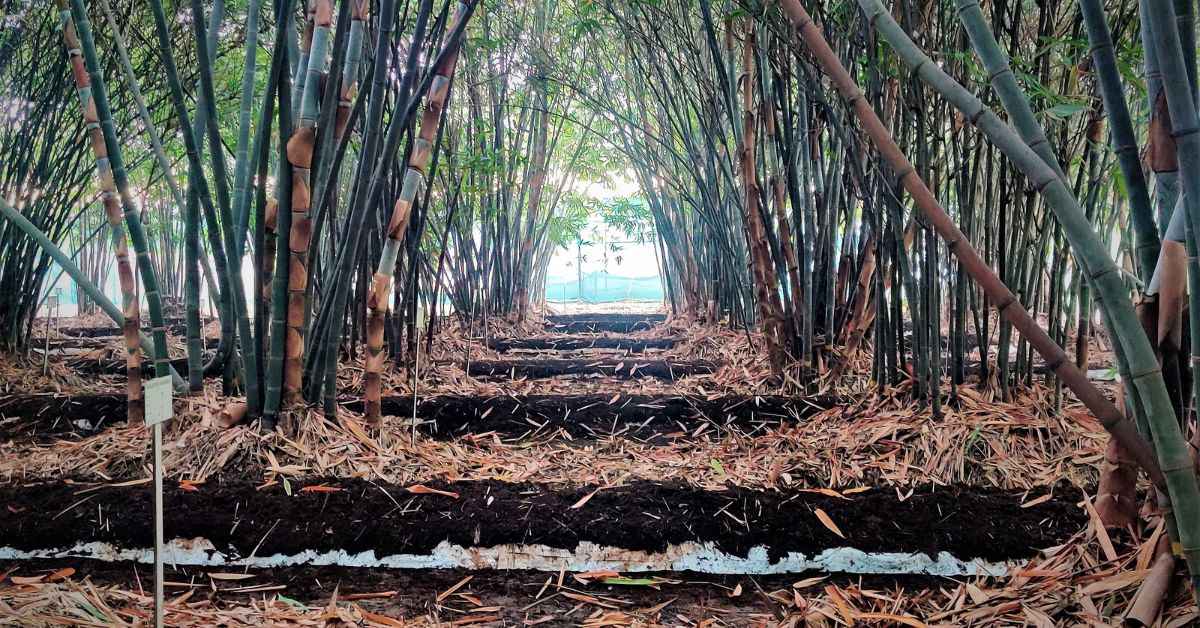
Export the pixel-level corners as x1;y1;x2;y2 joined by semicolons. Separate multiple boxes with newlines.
852;0;1200;590
364;1;473;426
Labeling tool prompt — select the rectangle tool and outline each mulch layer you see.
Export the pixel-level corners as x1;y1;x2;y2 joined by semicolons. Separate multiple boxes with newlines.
0;557;937;623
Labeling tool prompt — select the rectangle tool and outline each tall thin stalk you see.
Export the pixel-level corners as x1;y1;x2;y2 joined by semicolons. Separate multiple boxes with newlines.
55;0;144;420
364;1;473;426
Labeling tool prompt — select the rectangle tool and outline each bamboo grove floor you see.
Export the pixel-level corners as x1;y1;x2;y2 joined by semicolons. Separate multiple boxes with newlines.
0;309;1195;626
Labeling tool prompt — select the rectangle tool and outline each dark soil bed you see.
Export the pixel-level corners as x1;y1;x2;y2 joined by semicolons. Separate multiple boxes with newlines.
488;336;679;352
346;393;835;440
0;393;834;444
55;321;193;338
545;320;663;333
40;336;220;351
0;478;1084;564
67;356;195;377
0;393;127;441
546;314;667;323
465;359;718;380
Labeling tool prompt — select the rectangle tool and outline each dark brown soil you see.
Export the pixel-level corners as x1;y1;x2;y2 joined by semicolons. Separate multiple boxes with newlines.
41;336;220;351
545;320;662;333
55;321;193;338
488;336;680;352
348;393;836;440
0;557;940;622
67;356;195;377
543;315;666;333
0;478;1084;563
465;359;718;380
0;393;834;444
0;393;127;441
546;314;667;323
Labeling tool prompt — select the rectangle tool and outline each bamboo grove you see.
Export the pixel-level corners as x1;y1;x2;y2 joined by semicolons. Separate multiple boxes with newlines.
6;0;1200;594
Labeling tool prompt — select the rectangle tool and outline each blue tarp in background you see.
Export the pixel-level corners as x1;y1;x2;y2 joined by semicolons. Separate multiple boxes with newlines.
545;270;662;303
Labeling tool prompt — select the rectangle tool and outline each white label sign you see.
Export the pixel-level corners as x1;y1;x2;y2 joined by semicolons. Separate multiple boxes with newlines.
144;376;174;427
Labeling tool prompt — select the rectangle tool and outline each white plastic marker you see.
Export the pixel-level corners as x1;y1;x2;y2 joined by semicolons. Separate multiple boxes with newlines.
143;375;173;628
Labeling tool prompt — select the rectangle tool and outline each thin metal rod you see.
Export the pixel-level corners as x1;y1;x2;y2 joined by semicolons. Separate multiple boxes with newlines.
153;421;164;628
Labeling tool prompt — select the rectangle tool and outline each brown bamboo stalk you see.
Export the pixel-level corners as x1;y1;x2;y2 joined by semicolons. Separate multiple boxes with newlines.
779;0;1166;485
364;2;470;426
283;0;333;402
772;176;805;344
57;2;142;422
831;234;877;381
1125;535;1175;627
740;23;787;371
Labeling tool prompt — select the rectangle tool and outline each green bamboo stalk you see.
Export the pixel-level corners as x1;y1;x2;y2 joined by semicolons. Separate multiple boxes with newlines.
263;32;296;430
66;0;171;387
1141;0;1200;502
232;0;264;260
859;0;1200;592
1075;0;1159;283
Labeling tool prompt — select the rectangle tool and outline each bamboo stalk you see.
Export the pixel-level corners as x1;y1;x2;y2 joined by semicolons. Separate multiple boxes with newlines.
363;1;474;426
282;0;333;402
55;0;143;420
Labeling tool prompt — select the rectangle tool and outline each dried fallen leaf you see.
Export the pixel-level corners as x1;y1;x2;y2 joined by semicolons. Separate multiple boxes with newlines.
814;508;845;539
792;576;827;590
208;573;256;581
436;576;473;602
45;568;75;582
360;609;407;626
407;484;460;499
571;488;600;509
799;488;846;499
300;484;343;494
1020;494;1052;508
